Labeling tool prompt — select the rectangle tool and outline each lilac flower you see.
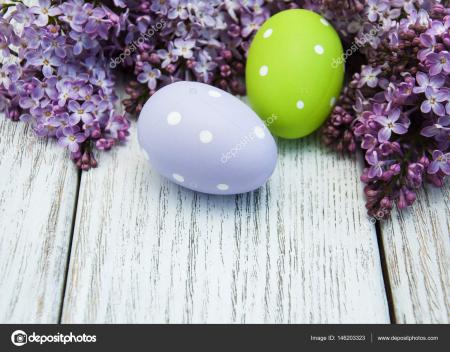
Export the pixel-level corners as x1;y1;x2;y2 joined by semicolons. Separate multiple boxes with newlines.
168;0;188;20
56;80;77;106
10;3;35;25
375;109;409;142
241;14;265;37
89;70;113;95
358;65;382;88
366;150;384;178
379;6;401;29
69;31;97;55
394;0;415;14
418;34;436;61
421;116;450;139
0;0;130;171
173;39;195;59
427;20;449;36
59;2;86;32
137;64;161;90
0;36;10;58
0;64;20;90
413;72;445;94
421;87;448;116
31;77;58;100
57;126;86;153
157;42;179;68
367;0;387;22
42;35;66;58
26;50;62;77
428;150;450;175
150;0;169;15
426;51;450;76
194;52;217;82
29;0;61;27
12;27;41;58
84;6;110;38
68;100;95;124
361;134;378;150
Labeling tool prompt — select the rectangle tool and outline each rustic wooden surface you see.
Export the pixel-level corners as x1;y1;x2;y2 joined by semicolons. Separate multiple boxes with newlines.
0;109;448;323
60;121;389;323
380;185;450;323
0;118;78;323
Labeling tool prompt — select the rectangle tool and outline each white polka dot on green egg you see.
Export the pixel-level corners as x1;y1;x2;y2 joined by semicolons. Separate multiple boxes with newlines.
314;44;324;55
263;28;273;38
246;9;344;139
320;18;330;26
259;65;269;76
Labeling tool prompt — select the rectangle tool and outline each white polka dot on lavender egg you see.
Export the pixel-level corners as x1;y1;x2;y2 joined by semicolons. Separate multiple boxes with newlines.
199;130;213;143
167;111;182;125
208;90;221;98
216;184;229;191
254;126;265;139
172;173;184;182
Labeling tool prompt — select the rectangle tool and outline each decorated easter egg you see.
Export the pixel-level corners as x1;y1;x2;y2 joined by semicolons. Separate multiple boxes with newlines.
137;81;278;195
246;9;344;139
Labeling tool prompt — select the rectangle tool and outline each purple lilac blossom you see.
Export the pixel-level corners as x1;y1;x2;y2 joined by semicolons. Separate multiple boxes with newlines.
0;0;130;170
322;0;450;217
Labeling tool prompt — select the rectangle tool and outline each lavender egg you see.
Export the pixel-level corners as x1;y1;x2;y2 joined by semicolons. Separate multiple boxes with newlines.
137;81;278;195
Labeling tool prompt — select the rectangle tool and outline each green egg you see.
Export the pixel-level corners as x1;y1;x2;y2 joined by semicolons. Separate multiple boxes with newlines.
246;9;345;139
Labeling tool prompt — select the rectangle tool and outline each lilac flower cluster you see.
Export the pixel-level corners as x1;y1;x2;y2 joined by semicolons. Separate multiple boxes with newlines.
115;0;307;114
322;0;450;217
0;0;130;170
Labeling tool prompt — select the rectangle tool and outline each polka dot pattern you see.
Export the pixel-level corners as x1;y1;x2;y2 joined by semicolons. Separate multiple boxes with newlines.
259;65;269;76
173;173;184;183
263;28;273;38
254;126;265;139
216;184;229;191
330;97;336;107
208;90;221;98
199;130;213;143
167;111;182;125
139;81;278;195
314;45;324;55
296;100;305;109
320;18;329;26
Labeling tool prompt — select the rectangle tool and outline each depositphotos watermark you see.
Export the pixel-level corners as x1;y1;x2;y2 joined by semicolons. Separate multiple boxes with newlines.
221;113;278;164
331;24;382;68
11;329;96;347
110;19;166;68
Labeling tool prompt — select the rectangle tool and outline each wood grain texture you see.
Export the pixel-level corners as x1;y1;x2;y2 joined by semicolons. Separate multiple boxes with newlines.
0;117;78;323
380;184;450;323
62;119;390;323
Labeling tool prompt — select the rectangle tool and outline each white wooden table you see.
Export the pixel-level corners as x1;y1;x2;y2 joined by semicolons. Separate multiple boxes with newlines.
0;97;449;323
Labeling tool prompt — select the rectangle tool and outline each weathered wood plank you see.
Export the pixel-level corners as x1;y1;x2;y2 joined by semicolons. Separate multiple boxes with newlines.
380;184;450;323
62;118;389;323
0;117;78;323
